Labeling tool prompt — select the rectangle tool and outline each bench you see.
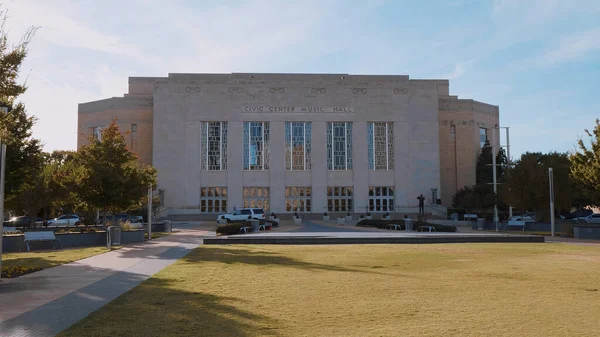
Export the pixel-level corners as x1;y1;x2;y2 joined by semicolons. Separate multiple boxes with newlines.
417;226;436;232
24;231;63;251
2;227;17;233
507;220;526;231
239;226;252;234
385;224;402;230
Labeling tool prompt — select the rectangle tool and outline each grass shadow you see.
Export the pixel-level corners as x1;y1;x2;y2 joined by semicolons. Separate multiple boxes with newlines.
184;245;389;275
58;276;279;337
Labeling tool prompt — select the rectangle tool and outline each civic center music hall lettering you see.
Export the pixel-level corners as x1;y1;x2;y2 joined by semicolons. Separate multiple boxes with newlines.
243;106;354;113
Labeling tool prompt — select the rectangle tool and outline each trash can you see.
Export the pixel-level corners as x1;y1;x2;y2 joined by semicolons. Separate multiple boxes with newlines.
110;226;122;245
477;218;485;230
163;220;172;232
404;218;413;231
249;219;260;232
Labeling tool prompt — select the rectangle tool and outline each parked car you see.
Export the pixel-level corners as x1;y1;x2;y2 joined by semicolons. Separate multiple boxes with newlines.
47;214;83;226
217;208;265;223
509;212;536;222
584;213;600;224
561;208;593;220
4;216;46;227
95;214;144;226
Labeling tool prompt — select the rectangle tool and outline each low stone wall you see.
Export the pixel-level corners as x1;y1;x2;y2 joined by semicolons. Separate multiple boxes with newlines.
2;235;25;252
2;230;146;252
121;230;145;244
574;225;600;240
470;222;568;232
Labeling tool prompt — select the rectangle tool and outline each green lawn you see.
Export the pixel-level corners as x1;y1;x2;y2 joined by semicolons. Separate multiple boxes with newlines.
60;243;600;337
2;246;117;270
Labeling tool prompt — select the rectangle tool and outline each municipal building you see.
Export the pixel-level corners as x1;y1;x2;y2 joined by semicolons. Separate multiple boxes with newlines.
77;73;499;220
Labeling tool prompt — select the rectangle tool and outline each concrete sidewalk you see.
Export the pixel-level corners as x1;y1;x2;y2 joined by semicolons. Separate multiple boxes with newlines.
0;227;211;337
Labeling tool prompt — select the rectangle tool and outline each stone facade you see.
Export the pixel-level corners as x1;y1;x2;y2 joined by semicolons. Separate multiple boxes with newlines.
77;73;499;218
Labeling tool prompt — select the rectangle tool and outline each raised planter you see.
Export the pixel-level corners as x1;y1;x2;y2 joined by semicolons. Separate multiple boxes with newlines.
151;223;165;232
56;231;106;248
323;216;330;221
384;216;391;220
2;235;25;252
345;215;353;222
121;230;145;244
3;231;108;252
366;215;372;220
574;225;600;240
337;217;345;225
293;217;303;225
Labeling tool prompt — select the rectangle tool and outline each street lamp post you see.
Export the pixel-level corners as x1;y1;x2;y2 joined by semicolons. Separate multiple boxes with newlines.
549;167;555;237
492;127;499;231
0;141;6;279
147;186;152;240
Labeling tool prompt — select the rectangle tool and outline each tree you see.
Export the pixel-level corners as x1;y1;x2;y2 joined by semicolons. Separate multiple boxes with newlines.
476;140;493;185
504;152;576;219
452;184;496;213
0;7;42;215
570;119;600;205
476;140;509;185
13;156;51;227
44;150;82;216
77;119;157;225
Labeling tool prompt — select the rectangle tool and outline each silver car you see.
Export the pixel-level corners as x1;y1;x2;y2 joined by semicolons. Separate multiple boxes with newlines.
47;214;82;226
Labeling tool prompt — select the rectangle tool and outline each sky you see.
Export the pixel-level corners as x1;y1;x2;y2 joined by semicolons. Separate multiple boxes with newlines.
5;0;600;159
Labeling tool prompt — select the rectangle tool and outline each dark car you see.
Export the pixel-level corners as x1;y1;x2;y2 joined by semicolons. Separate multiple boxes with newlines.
4;216;46;227
561;208;593;220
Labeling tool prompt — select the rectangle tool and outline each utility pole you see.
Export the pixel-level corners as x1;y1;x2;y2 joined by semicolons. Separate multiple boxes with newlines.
549;167;555;237
147;186;152;240
0;141;6;278
492;127;499;231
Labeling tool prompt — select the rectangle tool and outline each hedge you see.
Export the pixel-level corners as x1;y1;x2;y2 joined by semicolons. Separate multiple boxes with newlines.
356;219;457;232
216;223;250;235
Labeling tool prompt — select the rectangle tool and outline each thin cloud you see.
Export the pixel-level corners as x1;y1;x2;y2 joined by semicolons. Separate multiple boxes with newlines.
543;28;600;65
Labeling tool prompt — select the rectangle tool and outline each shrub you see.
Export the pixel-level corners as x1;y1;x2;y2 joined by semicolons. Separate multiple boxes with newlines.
216;223;249;235
120;221;135;231
356;219;457;232
324;212;328;216
1;266;43;278
2;230;22;235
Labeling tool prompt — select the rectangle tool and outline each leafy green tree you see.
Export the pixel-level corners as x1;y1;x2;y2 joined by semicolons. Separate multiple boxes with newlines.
44;150;83;216
14;157;52;227
476;140;493;185
504;152;576;219
570;119;600;205
476;140;509;185
76;119;157;225
0;8;41;215
452;184;496;214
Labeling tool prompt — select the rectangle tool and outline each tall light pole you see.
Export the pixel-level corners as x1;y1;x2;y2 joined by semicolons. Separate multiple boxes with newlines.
0;141;6;278
491;127;499;231
549;167;555;237
147;186;152;240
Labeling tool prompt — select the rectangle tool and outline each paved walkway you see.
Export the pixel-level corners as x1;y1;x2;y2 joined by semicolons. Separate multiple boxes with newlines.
0;227;211;337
